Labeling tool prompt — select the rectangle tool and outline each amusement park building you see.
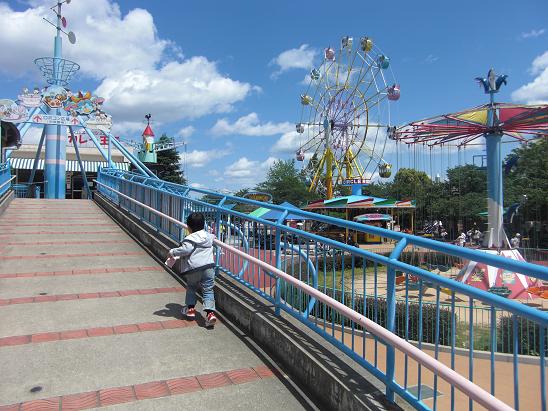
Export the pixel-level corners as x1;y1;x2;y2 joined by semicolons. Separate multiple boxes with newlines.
9;138;129;199
305;195;416;243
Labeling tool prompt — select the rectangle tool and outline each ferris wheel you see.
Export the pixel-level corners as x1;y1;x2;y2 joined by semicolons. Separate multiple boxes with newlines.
296;36;399;199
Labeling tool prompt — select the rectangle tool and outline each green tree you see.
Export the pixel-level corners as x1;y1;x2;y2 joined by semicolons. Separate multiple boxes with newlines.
156;134;186;185
504;139;548;247
429;165;486;235
256;159;319;206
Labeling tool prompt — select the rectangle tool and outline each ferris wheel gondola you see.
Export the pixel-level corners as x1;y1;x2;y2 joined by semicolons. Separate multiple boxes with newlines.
296;35;399;199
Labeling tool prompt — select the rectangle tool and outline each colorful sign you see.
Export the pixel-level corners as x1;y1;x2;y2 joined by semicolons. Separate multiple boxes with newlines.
395;200;414;208
243;191;273;203
69;131;119;147
342;178;370;185
17;88;42;108
0;99;28;123
43;86;68;109
63;91;105;116
353;213;392;222
85;112;112;133
29;113;80;126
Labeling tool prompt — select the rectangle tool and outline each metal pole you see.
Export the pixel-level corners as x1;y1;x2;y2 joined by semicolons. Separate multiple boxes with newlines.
385;237;407;402
108;132;112;167
69;126;91;199
44;2;65;198
28;127;46;184
274;210;288;316
324;117;333;199
485;91;507;248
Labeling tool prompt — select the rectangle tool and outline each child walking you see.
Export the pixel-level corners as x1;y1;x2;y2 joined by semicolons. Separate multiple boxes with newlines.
168;212;217;327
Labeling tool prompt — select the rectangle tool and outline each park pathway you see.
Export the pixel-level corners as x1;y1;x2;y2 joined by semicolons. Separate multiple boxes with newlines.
0;199;313;410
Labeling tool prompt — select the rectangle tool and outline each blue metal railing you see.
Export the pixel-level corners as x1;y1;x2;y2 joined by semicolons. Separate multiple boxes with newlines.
0;162;13;197
97;168;548;411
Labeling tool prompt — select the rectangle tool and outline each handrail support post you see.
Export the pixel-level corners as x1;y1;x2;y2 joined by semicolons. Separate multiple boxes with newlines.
274;210;288;316
386;238;408;402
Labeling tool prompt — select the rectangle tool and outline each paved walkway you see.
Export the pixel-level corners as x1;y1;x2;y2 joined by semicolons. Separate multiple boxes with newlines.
0;199;312;410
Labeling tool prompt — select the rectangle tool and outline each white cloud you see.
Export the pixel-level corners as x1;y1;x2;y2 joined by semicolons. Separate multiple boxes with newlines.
96;58;252;128
521;29;545;39
512;51;548;104
270;44;317;78
271;130;301;153
177;126;195;139
225;157;259;178
223;156;278;186
0;1;255;135
184;147;231;168
190;182;205;189
424;54;439;64
211;113;293;136
0;1;168;79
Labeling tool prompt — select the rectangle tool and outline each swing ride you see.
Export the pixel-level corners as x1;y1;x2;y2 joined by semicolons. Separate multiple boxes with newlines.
296;36;398;199
393;69;548;299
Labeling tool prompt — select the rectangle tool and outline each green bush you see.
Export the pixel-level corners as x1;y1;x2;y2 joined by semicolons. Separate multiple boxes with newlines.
497;315;547;356
280;285;453;345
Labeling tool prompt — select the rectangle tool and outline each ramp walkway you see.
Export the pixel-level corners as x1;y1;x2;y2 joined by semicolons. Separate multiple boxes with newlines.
0;199;313;410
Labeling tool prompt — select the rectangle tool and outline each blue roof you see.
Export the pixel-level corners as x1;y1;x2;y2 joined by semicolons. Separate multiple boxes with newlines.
323;195;388;205
260;201;308;221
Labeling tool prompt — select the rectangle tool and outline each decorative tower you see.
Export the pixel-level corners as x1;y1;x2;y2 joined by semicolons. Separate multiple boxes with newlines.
35;0;79;198
138;114;156;163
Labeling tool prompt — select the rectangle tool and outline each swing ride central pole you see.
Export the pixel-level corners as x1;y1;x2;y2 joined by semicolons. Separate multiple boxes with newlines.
485;91;506;248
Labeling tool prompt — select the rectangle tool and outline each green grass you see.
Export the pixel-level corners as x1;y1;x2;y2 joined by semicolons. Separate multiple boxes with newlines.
455;323;492;351
292;265;389;289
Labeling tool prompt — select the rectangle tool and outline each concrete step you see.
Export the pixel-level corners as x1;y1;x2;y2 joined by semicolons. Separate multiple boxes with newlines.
0;240;148;256
0;253;159;275
0;291;195;338
0;232;129;242
100;379;307;411
0;270;177;299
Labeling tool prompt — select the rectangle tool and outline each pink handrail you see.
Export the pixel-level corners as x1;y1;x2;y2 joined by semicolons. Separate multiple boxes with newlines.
95;180;514;411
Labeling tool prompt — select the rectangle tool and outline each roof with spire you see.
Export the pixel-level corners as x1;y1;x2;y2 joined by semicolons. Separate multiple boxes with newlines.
142;124;155;137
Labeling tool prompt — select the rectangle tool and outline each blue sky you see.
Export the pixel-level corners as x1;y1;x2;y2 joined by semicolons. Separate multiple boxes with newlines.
0;0;546;192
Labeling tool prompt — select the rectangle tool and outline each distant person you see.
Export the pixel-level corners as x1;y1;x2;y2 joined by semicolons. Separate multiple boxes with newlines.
472;229;481;246
457;232;466;247
167;212;217;327
440;229;448;242
510;233;521;249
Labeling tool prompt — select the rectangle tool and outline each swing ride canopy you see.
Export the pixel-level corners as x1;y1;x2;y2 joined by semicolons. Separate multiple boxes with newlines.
456;249;539;299
394;103;548;146
304;195;415;210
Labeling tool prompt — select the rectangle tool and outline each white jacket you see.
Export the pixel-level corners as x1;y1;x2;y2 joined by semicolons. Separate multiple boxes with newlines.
170;230;216;274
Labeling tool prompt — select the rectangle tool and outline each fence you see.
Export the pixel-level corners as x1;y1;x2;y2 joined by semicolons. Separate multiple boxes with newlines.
0;162;14;197
97;168;548;411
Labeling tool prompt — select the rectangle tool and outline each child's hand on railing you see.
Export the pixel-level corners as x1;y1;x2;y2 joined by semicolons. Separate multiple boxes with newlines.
165;252;179;268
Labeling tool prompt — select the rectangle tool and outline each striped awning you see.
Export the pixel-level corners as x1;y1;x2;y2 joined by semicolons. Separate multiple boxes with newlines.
8;158;130;173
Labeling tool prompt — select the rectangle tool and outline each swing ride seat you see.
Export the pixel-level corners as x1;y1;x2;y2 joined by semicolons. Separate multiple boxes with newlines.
487;286;512;298
527;286;548;299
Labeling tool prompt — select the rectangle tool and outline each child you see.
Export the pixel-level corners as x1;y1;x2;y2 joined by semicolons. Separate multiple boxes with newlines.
168;212;217;327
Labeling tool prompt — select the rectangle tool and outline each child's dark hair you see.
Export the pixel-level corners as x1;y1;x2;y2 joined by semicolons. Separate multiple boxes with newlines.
186;212;205;233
